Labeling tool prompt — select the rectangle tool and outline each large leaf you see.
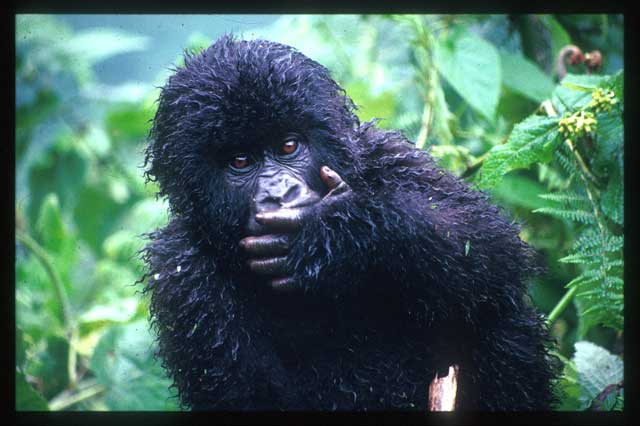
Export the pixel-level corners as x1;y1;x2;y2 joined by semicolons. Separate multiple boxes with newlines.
16;371;49;411
552;74;609;113
29;335;71;399
573;341;623;409
610;71;624;106
538;15;572;65
79;297;141;332
35;193;68;254
600;165;623;226
491;173;554;211
74;182;134;253
91;320;178;410
62;28;149;64
476;116;560;189
500;51;555;103
121;198;170;236
555;357;583;410
344;80;397;127
434;30;501;122
105;101;156;144
27;133;88;229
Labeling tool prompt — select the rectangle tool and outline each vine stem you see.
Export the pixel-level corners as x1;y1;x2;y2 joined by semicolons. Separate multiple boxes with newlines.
16;230;78;388
546;140;607;327
564;138;603;188
416;101;433;150
546;285;579;326
541;98;611;326
48;380;105;411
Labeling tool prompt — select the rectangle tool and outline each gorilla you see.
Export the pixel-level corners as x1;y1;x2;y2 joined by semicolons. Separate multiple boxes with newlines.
142;35;559;411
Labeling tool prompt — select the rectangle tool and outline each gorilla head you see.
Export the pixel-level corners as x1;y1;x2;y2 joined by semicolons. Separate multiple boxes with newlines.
146;36;364;290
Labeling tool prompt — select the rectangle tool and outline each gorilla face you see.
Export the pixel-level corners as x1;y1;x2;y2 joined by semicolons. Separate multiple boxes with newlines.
146;37;360;253
221;131;322;235
215;127;351;291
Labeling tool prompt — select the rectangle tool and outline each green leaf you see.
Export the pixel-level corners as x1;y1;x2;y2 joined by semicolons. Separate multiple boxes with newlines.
430;144;473;176
476;116;559;189
573;341;623;408
74;182;133;253
16;371;49;411
344;81;397;126
79;297;140;330
556;359;583;410
562;74;610;90
35;193;67;254
538;191;588;205
538;15;571;66
551;74;607;113
491;174;553;211
500;51;555;103
103;230;144;262
594;113;623;169
533;207;596;224
185;32;212;54
80;124;112;158
16;15;72;46
93;259;139;301
121;198;170;236
91;320;179;410
105;102;156;143
601;167;623;225
609;71;624;106
29;335;71;399
16;328;27;370
27;133;88;229
62;28;150;64
434;29;501;122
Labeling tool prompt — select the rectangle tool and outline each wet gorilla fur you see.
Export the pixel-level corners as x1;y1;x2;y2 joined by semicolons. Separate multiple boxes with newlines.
143;35;559;410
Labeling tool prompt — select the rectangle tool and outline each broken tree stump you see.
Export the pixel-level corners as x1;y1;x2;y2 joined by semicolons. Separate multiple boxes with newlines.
428;364;459;411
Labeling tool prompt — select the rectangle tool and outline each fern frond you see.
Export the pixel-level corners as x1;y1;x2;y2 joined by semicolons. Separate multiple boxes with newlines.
565;273;601;289
533;207;596;224
602;259;624;270
603;276;624;289
554;148;577;175
559;253;599;264
538;191;589;205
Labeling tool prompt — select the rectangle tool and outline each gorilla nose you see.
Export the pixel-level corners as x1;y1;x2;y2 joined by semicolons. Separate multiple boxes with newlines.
254;175;321;214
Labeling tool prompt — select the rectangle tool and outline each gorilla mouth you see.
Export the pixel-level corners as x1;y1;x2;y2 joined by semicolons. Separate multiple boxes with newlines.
245;195;321;236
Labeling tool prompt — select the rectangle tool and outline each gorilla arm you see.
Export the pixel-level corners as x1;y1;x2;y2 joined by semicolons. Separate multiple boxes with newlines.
241;129;535;319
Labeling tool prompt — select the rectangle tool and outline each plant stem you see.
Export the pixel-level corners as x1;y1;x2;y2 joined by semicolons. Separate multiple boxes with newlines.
564;138;603;189
16;231;73;326
49;380;106;411
416;102;432;150
16;230;78;387
547;285;579;326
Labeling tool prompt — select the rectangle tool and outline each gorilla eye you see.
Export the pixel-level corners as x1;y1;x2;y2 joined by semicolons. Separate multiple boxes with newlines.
280;137;299;156
230;154;252;171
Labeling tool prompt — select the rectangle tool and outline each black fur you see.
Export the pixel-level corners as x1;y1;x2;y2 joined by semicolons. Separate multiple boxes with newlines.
142;35;560;410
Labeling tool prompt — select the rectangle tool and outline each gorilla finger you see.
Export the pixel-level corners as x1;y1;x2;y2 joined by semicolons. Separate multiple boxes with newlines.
270;277;297;292
240;235;290;256
320;166;344;190
324;181;351;199
255;208;303;232
248;256;289;276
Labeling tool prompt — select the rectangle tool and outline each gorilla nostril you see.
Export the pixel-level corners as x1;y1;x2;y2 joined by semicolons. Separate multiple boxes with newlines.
282;184;302;204
256;198;280;213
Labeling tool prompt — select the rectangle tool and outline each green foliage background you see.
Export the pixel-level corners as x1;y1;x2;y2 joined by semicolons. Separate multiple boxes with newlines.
15;14;624;411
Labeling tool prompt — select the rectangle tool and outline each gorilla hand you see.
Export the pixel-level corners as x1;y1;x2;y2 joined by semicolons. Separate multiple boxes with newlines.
239;166;351;291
